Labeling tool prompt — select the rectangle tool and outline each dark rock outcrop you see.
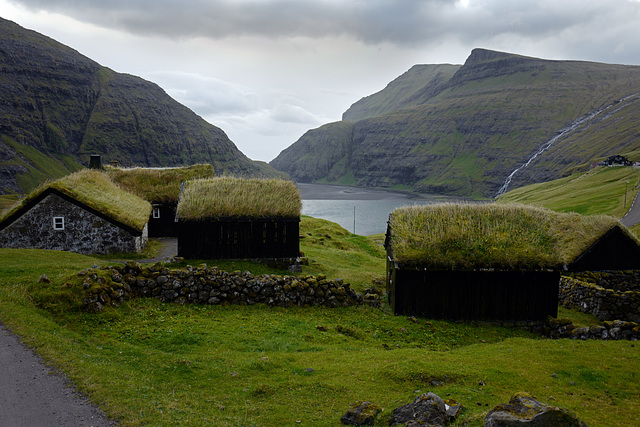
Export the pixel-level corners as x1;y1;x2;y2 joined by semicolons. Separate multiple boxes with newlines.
390;392;449;426
485;393;587;426
340;401;381;426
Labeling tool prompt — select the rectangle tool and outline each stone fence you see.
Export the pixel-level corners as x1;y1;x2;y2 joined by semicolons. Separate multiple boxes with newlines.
79;262;369;312
570;271;640;292
546;317;640;340
559;274;640;323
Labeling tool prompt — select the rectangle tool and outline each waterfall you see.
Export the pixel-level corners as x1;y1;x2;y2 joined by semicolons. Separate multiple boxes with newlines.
495;93;640;198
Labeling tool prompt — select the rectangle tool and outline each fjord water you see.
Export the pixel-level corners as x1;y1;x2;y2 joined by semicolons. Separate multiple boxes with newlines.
298;183;459;236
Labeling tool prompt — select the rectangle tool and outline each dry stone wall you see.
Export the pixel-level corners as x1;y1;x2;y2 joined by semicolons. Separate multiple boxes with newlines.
559;275;640;323
570;271;640;292
80;262;364;312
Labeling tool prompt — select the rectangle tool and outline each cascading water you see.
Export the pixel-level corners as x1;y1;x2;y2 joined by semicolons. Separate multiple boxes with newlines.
495;93;640;197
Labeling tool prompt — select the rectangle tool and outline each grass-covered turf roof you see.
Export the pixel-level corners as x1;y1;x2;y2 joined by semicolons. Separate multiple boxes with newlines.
387;203;631;271
106;164;215;204
177;177;301;220
1;169;151;231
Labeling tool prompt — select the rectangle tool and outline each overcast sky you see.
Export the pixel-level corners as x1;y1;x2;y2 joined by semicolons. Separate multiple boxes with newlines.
2;0;640;162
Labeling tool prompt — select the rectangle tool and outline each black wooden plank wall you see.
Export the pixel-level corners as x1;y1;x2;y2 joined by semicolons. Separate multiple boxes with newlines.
389;269;559;321
148;205;178;237
178;219;300;259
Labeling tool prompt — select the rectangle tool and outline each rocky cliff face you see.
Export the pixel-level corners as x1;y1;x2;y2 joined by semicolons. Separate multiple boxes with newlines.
0;17;259;194
271;48;640;198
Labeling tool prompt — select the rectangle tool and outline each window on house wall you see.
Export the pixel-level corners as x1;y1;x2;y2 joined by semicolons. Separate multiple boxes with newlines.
153;207;161;219
53;216;65;230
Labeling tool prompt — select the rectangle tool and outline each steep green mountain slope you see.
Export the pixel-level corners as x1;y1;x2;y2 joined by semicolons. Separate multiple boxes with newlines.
342;64;460;121
271;49;640;198
0;17;260;194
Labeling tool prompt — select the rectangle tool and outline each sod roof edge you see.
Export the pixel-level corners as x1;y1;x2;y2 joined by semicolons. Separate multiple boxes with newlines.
386;203;628;271
106;164;215;204
0;169;151;231
176;177;301;221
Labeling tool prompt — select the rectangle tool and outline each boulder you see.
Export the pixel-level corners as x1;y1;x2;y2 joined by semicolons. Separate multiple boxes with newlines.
484;393;587;426
340;401;381;426
390;392;448;426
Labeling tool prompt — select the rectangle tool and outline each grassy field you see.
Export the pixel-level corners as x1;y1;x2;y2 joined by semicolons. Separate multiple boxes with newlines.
497;166;640;219
1;217;639;425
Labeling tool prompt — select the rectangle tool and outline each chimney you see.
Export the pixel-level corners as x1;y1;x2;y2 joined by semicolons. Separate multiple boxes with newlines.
89;155;103;169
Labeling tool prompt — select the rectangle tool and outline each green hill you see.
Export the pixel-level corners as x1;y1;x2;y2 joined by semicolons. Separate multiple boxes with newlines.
497;166;640;219
271;49;640;198
0;17;261;195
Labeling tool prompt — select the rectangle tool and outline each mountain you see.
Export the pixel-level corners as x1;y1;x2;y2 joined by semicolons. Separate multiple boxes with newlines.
0;17;261;195
270;49;640;198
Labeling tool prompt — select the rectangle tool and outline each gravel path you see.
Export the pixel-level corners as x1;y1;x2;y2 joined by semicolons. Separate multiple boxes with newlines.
0;322;116;426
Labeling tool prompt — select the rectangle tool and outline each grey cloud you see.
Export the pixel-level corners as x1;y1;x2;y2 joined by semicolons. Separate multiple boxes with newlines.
148;71;260;115
9;0;594;45
269;103;322;125
9;0;640;63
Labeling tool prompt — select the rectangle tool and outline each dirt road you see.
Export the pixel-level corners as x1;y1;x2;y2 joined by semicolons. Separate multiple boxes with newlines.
0;322;116;426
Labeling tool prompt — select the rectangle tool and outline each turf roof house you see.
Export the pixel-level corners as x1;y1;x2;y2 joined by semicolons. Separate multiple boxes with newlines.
106;164;215;237
384;203;640;321
176;177;301;259
0;170;151;254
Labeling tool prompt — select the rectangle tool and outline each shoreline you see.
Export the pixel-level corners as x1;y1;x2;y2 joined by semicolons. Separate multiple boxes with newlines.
297;182;462;201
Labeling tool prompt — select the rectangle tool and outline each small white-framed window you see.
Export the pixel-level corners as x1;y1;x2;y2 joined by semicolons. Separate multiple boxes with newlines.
53;216;65;230
152;207;161;219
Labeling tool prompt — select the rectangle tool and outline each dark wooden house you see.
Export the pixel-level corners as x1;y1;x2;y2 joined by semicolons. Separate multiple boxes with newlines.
566;225;640;271
176;177;301;259
0;170;151;254
385;203;639;321
106;164;215;237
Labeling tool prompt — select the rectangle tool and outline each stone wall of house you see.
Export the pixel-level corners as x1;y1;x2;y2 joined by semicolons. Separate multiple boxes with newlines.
0;193;147;254
79;262;367;312
559;275;640;323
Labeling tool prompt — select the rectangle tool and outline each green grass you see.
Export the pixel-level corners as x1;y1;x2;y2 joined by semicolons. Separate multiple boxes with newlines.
91;239;163;261
298;216;386;290
497;167;640;218
556;306;602;327
0;217;639;425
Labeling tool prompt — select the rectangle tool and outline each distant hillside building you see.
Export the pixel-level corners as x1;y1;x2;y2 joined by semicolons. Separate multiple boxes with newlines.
176;177;301;259
0;170;151;254
593;155;632;168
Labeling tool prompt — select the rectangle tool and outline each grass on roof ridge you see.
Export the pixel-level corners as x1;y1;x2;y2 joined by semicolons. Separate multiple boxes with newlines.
177;176;301;220
106;164;215;204
387;202;626;270
2;169;151;231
